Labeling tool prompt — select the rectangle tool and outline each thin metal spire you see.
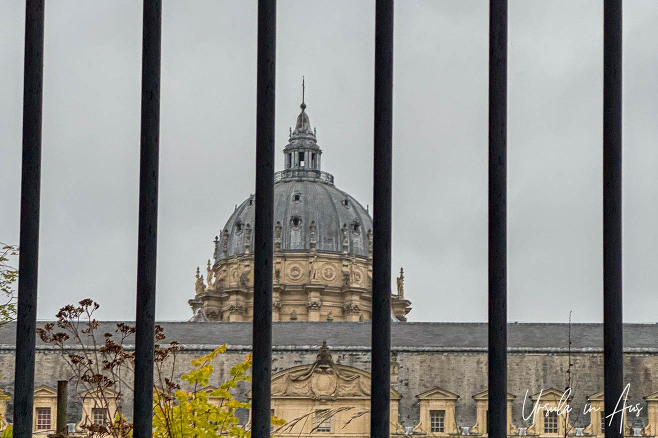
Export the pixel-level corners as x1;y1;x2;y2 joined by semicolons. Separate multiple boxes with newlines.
301;76;306;110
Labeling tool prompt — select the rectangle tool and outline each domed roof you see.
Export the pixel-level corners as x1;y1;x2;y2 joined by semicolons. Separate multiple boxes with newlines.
215;86;373;260
217;179;372;259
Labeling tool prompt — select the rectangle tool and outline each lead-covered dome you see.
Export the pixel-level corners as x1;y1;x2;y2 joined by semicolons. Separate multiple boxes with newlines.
214;82;373;260
217;180;372;259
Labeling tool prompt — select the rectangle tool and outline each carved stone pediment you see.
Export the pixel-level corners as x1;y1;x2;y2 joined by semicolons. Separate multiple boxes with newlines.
272;342;371;400
271;341;401;401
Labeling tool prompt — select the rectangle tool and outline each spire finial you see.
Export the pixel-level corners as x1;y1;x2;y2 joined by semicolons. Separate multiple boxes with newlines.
301;76;306;110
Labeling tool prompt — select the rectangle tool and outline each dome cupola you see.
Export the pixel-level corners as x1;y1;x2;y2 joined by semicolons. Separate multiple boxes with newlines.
283;77;323;173
214;80;372;260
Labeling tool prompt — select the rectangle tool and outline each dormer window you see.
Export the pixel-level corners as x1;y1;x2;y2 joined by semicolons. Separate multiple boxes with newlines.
235;221;243;233
343;198;349;207
352;222;360;233
293;193;301;202
291;216;301;228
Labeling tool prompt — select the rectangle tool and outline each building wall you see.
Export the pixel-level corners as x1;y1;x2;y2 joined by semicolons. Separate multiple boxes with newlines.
1;347;657;435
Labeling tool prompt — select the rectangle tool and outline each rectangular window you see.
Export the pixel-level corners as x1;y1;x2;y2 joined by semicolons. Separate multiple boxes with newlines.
92;407;108;425
298;152;305;166
314;409;331;433
287;153;292;167
311;153;316;168
36;407;51;430
544;411;559;434
430;410;446;433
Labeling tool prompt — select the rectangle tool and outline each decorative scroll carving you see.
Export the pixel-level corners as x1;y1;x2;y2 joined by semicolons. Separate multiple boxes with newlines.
227;303;247;314
307;300;321;311
343;303;361;314
229;268;239;282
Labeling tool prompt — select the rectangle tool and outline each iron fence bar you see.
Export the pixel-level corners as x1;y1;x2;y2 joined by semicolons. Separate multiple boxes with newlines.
603;1;623;437
371;0;393;437
12;1;45;436
252;0;276;436
488;1;508;438
56;380;68;436
133;1;162;436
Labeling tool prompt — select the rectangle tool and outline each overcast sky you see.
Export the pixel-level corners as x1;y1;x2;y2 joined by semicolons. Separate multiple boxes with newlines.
1;1;657;323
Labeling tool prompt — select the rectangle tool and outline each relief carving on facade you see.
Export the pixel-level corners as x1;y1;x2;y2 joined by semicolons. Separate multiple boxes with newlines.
190;251;410;322
288;262;304;282
271;342;371;400
306;300;322;311
321;264;337;282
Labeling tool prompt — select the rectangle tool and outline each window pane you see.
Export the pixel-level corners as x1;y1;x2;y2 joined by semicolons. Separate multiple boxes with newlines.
92;407;107;425
36;407;51;430
430;410;446;433
544;411;558;434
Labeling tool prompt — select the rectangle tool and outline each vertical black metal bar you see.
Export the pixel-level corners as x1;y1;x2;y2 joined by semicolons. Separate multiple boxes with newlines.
133;1;161;437
603;1;623;437
56;380;68;436
12;1;45;436
371;1;393;437
252;0;276;436
488;1;507;438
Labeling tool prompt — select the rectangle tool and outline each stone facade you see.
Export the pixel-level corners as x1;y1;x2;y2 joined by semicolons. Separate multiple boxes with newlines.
190;251;411;323
1;322;657;437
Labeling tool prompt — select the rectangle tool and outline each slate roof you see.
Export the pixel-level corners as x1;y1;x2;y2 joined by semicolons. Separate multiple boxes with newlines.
220;178;373;259
1;322;656;352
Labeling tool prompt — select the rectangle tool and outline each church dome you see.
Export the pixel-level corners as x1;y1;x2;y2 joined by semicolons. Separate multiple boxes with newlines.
215;84;372;260
192;81;411;323
218;179;372;259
